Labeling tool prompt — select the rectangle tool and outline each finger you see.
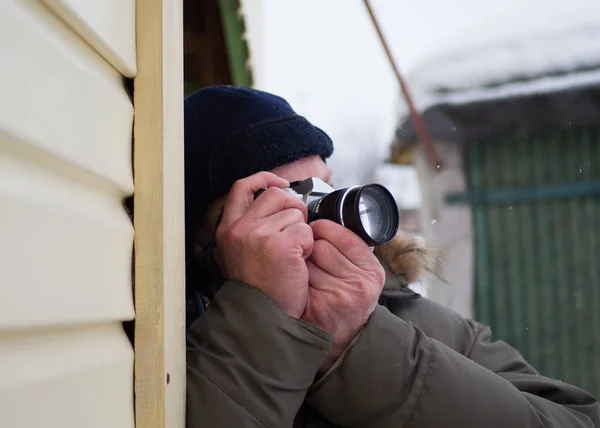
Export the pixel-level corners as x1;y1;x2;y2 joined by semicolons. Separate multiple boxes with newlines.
306;259;335;290
309;238;354;277
281;222;314;259
255;208;306;234
220;172;289;226
310;220;375;270
246;187;308;222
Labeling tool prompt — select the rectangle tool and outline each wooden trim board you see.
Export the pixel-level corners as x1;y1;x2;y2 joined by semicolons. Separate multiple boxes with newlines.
134;1;186;427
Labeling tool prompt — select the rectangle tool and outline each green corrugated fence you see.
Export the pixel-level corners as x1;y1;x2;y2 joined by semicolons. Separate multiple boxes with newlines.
462;126;600;397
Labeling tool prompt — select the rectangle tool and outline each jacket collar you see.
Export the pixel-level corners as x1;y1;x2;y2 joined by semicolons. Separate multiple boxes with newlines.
379;257;419;299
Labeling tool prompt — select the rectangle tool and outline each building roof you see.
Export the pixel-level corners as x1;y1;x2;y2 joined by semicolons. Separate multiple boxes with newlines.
395;3;600;142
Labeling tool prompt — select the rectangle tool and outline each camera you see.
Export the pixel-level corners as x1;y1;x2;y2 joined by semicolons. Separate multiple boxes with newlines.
255;177;399;246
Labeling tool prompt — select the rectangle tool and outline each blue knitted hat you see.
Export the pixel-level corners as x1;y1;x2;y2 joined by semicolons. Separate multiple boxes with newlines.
184;86;334;241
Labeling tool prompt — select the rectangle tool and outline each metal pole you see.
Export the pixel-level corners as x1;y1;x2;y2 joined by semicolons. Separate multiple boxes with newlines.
362;0;441;169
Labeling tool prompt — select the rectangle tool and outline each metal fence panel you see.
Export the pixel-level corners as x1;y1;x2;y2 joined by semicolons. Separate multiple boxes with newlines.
467;126;600;396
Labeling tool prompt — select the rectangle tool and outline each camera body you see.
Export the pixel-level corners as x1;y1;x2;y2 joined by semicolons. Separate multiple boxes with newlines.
283;177;338;221
256;177;399;246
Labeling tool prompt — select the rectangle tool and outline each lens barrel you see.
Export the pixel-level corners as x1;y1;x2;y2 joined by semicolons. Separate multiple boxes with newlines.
308;184;398;246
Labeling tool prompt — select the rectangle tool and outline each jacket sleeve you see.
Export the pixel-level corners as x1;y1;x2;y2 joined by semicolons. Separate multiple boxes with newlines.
305;301;600;428
186;281;332;428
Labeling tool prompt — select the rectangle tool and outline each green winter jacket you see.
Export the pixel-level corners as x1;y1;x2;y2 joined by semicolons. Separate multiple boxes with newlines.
186;267;600;427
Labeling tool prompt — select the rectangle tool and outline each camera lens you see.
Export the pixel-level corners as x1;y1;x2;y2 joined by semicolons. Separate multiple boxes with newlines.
343;185;398;245
308;184;399;246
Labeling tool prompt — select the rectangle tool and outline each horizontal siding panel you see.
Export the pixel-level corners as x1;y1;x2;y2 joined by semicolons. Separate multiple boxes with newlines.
0;1;135;426
0;323;134;428
0;139;134;330
40;0;137;77
0;0;134;196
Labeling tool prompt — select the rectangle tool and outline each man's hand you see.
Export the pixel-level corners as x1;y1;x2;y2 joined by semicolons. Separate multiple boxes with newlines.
216;172;314;319
302;220;386;372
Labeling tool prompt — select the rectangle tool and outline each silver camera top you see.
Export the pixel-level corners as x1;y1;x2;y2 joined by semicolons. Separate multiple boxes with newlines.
284;177;335;205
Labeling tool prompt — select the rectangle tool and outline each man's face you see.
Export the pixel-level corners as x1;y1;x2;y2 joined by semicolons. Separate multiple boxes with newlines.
270;155;333;186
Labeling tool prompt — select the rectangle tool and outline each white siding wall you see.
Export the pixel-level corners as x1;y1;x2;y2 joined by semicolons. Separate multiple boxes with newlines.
0;1;136;427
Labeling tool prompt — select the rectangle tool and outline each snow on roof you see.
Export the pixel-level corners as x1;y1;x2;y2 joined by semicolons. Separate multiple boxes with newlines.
404;3;600;112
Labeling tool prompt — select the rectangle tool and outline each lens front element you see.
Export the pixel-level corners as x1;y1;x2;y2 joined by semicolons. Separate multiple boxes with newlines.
306;183;399;246
355;185;398;245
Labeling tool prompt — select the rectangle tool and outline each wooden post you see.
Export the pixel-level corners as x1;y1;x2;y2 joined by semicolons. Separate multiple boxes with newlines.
134;1;186;427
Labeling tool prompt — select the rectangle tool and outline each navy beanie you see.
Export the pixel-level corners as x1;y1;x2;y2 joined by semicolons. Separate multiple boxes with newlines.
184;85;334;243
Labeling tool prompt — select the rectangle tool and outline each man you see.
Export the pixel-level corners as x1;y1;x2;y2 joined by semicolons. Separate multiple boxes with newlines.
184;86;599;427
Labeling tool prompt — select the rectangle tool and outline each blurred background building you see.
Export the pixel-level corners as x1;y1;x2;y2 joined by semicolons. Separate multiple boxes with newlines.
393;9;600;395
